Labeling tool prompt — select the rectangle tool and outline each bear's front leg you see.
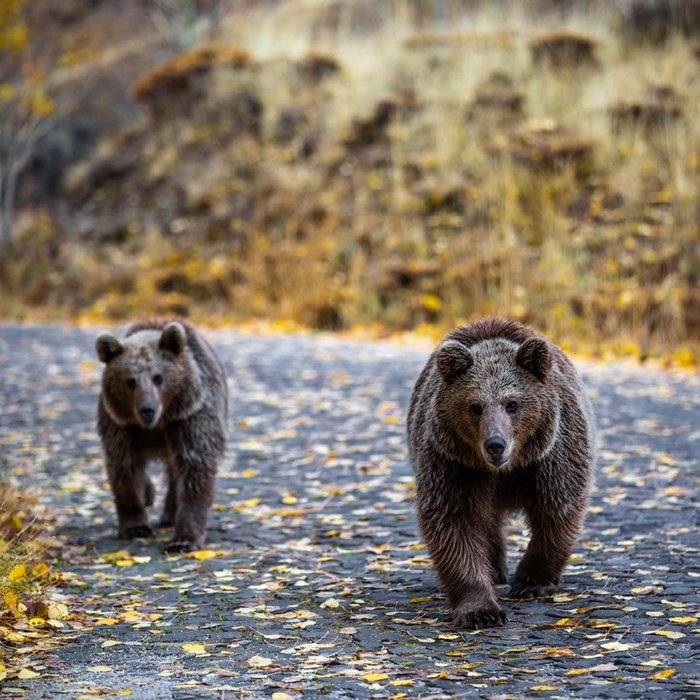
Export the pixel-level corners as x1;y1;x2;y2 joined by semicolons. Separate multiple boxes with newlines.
509;507;582;599
107;461;154;539
422;514;506;629
164;413;222;553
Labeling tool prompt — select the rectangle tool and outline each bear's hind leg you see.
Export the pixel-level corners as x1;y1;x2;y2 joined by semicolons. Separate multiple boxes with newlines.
163;413;222;553
509;508;582;599
143;477;155;508
157;468;177;529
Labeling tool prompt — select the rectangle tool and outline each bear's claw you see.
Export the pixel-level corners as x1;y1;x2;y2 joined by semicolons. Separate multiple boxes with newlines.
453;607;507;629
119;524;154;539
163;539;199;554
508;581;557;599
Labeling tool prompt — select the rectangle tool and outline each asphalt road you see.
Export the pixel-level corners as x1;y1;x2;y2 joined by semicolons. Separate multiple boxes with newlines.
0;325;698;698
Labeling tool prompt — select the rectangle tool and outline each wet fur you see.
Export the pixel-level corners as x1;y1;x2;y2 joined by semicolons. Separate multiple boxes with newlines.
96;319;228;552
407;318;595;628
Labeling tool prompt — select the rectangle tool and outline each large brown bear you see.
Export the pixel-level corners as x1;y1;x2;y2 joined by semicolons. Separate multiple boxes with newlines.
95;320;228;553
407;317;595;628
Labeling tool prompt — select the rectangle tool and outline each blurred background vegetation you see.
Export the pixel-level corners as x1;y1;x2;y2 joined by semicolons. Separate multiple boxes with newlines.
0;0;698;365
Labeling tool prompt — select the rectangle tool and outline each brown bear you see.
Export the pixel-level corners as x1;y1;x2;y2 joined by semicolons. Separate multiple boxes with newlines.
95;319;228;553
407;317;595;629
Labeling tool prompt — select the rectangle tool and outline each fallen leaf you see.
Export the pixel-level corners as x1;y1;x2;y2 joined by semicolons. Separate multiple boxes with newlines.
248;655;273;668
648;630;685;640
601;641;638;651
17;668;41;679
363;672;389;682
185;549;225;560
649;669;676;680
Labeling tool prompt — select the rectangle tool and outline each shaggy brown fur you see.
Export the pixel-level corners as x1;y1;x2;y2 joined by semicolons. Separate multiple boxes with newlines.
407;318;595;629
95;319;228;553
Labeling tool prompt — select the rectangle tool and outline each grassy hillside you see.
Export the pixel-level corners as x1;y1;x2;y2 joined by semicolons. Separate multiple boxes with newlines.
0;0;698;365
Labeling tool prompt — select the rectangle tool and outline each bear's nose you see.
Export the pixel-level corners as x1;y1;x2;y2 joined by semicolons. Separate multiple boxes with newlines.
484;436;506;460
139;406;156;424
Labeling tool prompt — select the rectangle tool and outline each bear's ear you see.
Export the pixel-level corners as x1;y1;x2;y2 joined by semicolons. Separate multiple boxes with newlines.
95;333;124;363
516;337;551;381
436;340;473;383
159;322;186;355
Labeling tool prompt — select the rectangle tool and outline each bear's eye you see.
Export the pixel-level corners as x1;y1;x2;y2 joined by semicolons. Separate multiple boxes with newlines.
505;401;518;415
469;402;483;417
126;378;136;390
152;374;163;386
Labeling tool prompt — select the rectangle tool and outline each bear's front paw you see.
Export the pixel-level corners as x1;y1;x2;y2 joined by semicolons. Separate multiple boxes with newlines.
453;605;507;630
508;579;557;599
163;538;200;554
119;524;154;539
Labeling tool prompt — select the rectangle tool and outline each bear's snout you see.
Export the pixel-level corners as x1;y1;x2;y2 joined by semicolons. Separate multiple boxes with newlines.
483;435;508;466
138;405;158;427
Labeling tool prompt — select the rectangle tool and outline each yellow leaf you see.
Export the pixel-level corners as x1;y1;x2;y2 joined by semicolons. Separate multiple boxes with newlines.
120;610;142;622
531;685;557;692
101;550;131;563
421;294;443;312
4;591;19;612
544;647;575;658
650;669;676;680
384;415;402;425
363;672;389;682
4;630;26;642
181;643;206;654
31;563;50;578
240;468;258;478
566;668;589;676
650;629;685;639
17;668;40;679
0;663;6;681
8;564;26;582
391;679;414;687
671;347;695;369
554;617;578;627
669;616;696;624
95;617;120;626
185;549;225;560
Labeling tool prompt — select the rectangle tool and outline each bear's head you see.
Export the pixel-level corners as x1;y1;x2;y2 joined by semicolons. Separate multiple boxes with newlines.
435;335;557;469
96;322;198;428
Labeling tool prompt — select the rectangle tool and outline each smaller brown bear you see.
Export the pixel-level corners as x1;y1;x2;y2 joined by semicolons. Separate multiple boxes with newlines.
407;318;595;629
95;320;228;553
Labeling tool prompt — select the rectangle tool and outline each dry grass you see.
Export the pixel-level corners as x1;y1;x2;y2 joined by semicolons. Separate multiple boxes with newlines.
0;1;698;366
0;481;53;621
